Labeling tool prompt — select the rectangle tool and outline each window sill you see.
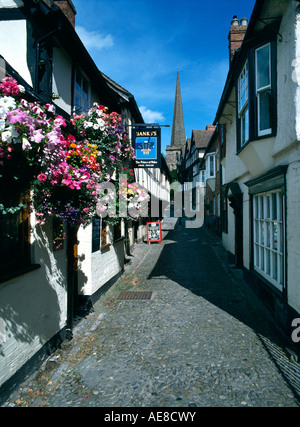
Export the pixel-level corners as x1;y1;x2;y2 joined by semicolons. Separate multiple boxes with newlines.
0;264;41;284
251;268;284;297
236;132;276;156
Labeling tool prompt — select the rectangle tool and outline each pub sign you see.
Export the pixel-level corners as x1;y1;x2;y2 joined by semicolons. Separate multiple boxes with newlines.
132;126;161;168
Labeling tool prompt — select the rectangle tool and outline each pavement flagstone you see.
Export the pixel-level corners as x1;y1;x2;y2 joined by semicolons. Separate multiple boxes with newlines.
1;219;300;407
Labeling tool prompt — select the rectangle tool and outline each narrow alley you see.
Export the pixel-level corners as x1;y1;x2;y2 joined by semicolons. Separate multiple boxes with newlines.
2;218;300;408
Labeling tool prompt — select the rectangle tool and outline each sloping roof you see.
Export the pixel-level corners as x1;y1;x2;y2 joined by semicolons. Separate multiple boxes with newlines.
193;129;214;149
101;73;132;101
101;72;144;123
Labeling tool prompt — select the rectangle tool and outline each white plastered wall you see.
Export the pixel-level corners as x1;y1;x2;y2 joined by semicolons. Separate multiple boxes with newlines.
0;217;68;388
0;19;32;86
77;224;125;297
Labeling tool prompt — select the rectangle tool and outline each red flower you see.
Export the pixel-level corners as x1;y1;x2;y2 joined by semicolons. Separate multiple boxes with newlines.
37;173;47;182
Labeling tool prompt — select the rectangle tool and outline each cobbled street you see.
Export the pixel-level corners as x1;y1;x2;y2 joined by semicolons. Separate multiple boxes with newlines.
2;218;300;407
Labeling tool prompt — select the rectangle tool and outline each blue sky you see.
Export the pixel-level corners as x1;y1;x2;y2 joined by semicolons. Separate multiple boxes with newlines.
72;0;256;154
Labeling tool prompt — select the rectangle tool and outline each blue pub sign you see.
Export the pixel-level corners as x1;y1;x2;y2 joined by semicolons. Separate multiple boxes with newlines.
132;126;161;168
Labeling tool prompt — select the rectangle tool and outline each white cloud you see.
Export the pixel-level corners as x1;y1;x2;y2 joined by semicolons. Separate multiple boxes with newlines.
139;106;165;124
76;26;114;51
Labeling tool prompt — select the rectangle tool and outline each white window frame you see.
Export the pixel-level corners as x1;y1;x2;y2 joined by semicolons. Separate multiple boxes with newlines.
74;68;91;113
206;153;215;179
255;43;272;137
253;189;284;291
238;61;249;146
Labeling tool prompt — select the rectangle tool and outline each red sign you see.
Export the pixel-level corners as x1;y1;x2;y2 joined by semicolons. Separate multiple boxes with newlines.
146;221;162;243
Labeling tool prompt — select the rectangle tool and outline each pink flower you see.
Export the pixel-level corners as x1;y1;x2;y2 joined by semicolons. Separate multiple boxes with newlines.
16;109;34;128
46;130;62;151
44;104;56;114
6;108;25;124
37;173;47;182
30;129;44;143
52;170;61;179
31;104;44;116
20;99;29;108
80;171;90;182
0;77;20;96
54;115;66;128
72;181;82;190
83;208;89;214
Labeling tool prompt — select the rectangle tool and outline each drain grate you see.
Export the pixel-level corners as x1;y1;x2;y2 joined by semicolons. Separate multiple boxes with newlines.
117;291;153;301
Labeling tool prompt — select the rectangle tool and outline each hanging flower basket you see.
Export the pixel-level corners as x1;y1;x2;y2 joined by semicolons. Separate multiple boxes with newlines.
33;104;136;227
0;77;67;210
71;103;135;176
32;135;103;227
0;78;137;229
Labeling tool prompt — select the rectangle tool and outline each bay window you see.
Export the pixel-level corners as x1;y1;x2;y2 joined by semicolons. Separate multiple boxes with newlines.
238;61;249;146
255;43;272;136
237;40;276;150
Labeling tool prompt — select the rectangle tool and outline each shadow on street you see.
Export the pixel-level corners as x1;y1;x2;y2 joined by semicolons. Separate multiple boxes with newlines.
148;220;300;402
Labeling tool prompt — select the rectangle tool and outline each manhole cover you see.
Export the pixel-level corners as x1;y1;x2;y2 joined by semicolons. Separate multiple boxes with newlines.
117;291;153;301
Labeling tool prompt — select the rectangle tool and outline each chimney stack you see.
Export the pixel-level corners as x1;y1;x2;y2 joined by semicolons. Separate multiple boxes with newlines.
53;0;77;28
228;16;248;65
206;125;216;132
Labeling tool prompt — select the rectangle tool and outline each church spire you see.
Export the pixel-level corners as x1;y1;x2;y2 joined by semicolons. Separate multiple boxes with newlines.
170;69;186;147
